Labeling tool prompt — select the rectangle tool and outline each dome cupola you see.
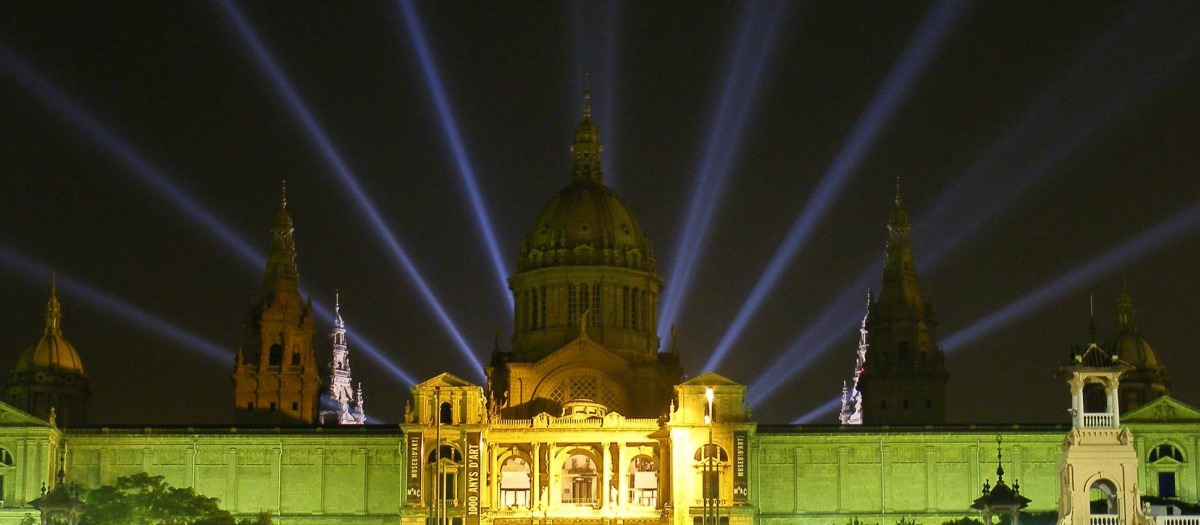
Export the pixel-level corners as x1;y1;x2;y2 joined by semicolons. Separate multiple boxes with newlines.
507;92;664;362
7;277;91;427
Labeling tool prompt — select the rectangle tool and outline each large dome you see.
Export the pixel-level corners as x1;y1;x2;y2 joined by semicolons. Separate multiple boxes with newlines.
1103;287;1162;370
518;181;655;272
516;92;655;273
1106;331;1159;369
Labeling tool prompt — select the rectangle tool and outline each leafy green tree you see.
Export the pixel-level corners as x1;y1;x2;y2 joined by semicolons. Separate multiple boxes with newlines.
77;473;271;525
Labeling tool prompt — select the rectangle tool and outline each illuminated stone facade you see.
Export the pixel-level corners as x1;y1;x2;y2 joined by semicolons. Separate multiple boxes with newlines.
232;186;323;425
0;98;1197;525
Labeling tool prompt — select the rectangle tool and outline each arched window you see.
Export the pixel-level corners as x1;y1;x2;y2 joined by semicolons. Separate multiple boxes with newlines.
561;453;598;505
290;348;300;365
427;445;463;503
628;455;658;507
439;402;453;425
1149;444;1185;463
694;445;728;504
499;457;532;508
268;344;283;366
1089;479;1119;515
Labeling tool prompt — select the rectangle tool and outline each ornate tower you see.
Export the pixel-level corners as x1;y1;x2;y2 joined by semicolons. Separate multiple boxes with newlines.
838;290;871;425
233;185;322;425
7;278;90;427
1102;283;1169;413
1055;339;1149;525
856;183;948;425
492;92;680;418
319;293;366;425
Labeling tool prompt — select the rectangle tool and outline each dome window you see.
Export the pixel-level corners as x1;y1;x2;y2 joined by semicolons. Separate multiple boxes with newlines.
581;224;589;232
622;225;631;235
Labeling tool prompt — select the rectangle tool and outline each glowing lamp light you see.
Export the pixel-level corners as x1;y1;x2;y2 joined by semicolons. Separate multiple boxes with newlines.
217;0;485;380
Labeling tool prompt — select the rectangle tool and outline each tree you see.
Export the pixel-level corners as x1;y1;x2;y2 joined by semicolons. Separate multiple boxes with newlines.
77;473;271;525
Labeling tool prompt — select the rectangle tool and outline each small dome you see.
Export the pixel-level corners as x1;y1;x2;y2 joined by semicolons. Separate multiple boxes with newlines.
1106;331;1159;369
14;281;86;376
16;332;85;375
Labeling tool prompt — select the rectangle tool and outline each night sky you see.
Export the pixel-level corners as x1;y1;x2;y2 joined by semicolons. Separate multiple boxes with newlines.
2;1;1199;426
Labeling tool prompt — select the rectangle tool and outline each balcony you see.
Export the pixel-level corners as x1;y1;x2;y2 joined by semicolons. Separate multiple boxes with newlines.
1082;412;1116;428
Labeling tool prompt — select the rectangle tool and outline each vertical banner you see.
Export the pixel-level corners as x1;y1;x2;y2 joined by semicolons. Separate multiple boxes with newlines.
733;430;749;502
465;432;483;525
407;432;423;504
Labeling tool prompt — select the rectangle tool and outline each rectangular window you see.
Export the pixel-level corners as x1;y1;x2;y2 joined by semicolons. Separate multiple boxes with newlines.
1159;471;1177;498
529;290;537;330
592;284;601;327
247;402;255;411
292;402;299;411
631;288;639;331
581;284;590;322
270;402;277;411
568;283;577;327
539;287;546;329
621;287;629;328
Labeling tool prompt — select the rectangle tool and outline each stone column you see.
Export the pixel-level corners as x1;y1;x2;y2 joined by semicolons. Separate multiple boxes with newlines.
533;443;542;510
924;445;935;511
881;445;892;513
227;448;238;513
616;445;626;508
603;442;612;509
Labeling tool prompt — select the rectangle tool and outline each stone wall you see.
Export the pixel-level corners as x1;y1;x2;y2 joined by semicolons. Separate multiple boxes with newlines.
63;427;405;524
753;426;1069;525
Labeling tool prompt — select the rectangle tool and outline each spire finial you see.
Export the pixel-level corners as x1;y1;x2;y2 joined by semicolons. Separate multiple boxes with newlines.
582;90;592;120
334;290;340;314
281;180;288;210
45;273;63;335
1089;294;1097;343
995;435;1005;482
895;176;902;205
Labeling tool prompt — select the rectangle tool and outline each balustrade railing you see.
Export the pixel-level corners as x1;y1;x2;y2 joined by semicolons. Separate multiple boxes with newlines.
1090;515;1119;525
1157;516;1200;525
1082;412;1116;428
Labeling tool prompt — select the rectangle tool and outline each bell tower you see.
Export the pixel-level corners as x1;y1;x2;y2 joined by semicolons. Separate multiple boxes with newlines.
856;182;948;425
233;184;322;425
1055;336;1149;525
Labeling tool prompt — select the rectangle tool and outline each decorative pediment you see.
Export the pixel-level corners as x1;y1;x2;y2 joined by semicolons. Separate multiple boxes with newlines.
415;372;478;389
529;337;630;372
681;372;741;387
1124;395;1200;423
0;400;53;428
